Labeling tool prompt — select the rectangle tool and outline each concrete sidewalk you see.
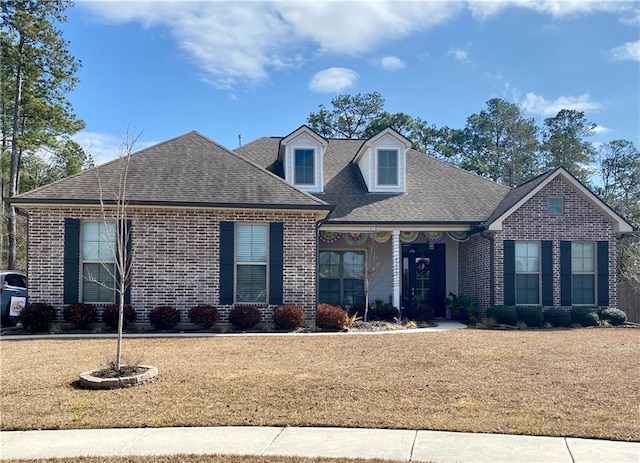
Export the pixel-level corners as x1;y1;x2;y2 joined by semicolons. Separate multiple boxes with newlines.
1;426;638;462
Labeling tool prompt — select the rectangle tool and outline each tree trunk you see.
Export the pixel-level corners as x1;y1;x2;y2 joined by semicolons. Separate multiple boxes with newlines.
8;34;25;269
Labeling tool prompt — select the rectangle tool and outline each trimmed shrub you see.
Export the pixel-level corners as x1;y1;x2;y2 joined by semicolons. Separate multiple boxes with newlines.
372;303;398;321
273;304;306;330
18;303;56;332
543;309;571;328
486;305;518;326
516;307;544;328
348;302;366;318
598;307;627;326
414;303;434;322
229;305;261;330
102;304;137;330
149;306;181;330
316;303;348;330
571;307;599;327
188;305;219;328
63;303;97;328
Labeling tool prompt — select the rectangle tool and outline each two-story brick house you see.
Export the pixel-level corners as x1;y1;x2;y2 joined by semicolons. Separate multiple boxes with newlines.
10;126;633;322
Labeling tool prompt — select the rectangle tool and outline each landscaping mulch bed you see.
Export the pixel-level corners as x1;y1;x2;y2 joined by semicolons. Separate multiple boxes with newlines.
1;329;638;441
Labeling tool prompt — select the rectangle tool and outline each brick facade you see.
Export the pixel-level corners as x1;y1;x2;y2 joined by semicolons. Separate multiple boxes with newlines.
26;206;319;323
458;234;492;311
460;176;619;314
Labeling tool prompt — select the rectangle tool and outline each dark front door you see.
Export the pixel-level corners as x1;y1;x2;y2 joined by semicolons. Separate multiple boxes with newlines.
402;243;446;318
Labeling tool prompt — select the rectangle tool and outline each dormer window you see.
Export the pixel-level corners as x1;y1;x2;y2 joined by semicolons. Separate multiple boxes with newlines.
354;128;411;194
280;125;328;193
377;149;398;186
294;149;315;185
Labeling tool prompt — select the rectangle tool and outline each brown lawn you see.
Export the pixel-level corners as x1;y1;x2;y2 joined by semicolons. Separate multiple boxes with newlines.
1;329;638;441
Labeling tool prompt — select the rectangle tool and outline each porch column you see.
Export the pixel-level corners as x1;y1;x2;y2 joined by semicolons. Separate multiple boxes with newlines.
392;230;401;310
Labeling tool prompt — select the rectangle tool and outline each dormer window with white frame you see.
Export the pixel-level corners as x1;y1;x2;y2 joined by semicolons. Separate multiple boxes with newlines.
294;148;315;185
354;128;411;193
280;126;328;193
376;149;399;187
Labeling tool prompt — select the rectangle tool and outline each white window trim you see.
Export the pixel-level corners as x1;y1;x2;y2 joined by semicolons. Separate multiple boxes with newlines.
375;148;400;188
515;241;540;306
571;241;596;306
234;223;269;305
80;221;116;304
293;147;316;186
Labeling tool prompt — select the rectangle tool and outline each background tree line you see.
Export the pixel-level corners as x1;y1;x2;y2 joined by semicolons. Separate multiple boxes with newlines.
1;0;88;270
308;92;639;287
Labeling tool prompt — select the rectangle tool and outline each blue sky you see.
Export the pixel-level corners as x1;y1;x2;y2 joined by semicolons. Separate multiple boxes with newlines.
63;1;640;163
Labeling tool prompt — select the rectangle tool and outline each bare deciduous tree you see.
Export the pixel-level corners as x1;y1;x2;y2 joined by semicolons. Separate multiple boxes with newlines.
85;129;140;370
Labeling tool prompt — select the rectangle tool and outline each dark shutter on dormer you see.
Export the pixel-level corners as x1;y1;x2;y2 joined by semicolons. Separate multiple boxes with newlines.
597;241;609;307
269;222;284;305
63;218;80;304
503;240;515;306
219;222;234;305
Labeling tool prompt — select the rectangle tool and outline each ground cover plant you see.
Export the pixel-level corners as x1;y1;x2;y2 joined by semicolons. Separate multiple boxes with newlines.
1;329;638;441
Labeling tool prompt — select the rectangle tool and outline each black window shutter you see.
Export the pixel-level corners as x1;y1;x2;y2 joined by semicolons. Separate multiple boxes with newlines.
219;222;234;305
63;218;80;304
597;241;609;307
541;240;553;306
116;220;132;305
503;240;515;306
560;241;572;306
269;222;284;305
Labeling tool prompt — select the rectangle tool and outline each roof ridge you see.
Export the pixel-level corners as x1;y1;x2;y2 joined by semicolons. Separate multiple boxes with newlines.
199;132;330;208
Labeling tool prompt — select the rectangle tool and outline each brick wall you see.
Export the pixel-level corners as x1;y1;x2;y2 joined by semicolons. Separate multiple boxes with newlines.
494;177;618;308
458;234;492;312
26;206;319;323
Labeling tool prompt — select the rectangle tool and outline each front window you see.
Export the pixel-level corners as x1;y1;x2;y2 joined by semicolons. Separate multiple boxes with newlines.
377;149;398;186
572;242;595;304
319;251;365;306
294;148;315;185
515;241;539;305
236;224;268;303
82;221;116;303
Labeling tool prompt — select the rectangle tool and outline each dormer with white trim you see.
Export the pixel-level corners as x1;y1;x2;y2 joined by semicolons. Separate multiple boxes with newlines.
353;127;411;193
280;125;328;193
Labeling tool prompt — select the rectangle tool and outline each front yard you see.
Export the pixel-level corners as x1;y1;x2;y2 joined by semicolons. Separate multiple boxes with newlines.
1;329;638;441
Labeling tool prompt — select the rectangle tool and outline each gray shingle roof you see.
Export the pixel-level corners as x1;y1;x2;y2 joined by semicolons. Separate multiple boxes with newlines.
236;137;511;224
12;131;331;211
482;168;558;226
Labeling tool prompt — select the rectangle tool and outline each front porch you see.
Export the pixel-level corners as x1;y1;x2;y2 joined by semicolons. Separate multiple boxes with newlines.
317;227;473;318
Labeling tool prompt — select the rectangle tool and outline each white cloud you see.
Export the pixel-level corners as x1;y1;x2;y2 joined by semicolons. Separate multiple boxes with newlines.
308;68;358;93
467;1;628;20
79;1;633;89
520;92;601;116
80;1;462;88
620;8;640;25
448;46;470;62
593;125;612;134
611;40;640;62
379;56;406;71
